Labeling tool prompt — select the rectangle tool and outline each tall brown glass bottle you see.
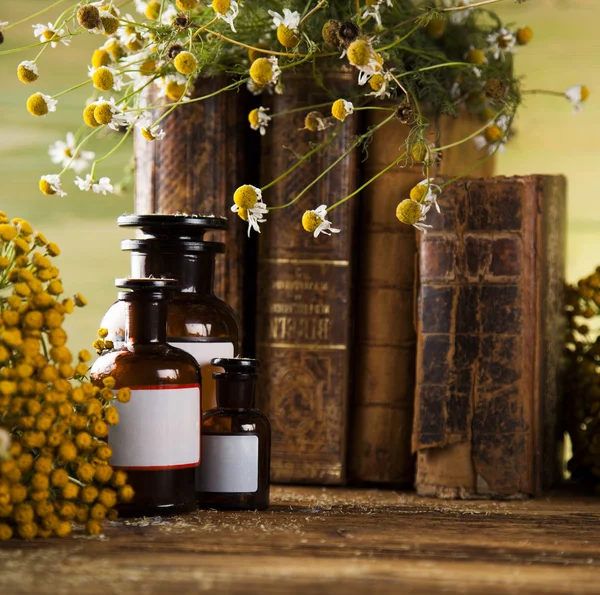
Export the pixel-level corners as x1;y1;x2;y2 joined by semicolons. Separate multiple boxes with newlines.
91;278;202;517
199;359;270;510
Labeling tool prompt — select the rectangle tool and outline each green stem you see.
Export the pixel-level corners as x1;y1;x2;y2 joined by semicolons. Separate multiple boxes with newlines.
376;23;422;53
522;89;567;98
395;62;471;79
152;76;194;127
4;0;70;30
59;128;102;176
440;0;505;11
270;101;333;119
261;127;342;193
328;150;409;212
90;126;133;179
433;109;506;152
52;79;92;99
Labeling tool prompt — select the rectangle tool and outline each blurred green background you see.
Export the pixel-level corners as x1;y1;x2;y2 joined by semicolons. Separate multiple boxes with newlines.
0;0;597;355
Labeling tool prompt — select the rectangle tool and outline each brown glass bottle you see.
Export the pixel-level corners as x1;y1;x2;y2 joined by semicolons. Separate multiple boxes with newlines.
199;359;270;510
100;215;240;416
91;278;202;517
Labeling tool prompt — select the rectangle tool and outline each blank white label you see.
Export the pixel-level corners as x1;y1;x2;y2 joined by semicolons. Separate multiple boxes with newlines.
199;435;259;493
109;385;200;470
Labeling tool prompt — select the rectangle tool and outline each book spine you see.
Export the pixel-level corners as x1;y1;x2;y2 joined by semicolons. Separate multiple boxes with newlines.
256;74;358;485
350;110;495;485
413;175;566;498
134;78;258;354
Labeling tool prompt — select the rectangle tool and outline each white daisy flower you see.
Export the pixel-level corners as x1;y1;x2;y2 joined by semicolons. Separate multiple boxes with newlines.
92;96;133;131
442;0;472;24
88;65;125;91
33;93;58;114
396;199;432;232
49;133;95;174
160;4;178;25
486;27;517;60
368;71;393;99
244;201;269;236
137;118;166;141
268;8;301;32
0;21;9;31
474;114;510;155
75;174;114;195
33;22;70;48
231;185;269;235
213;0;239;33
303;205;341;238
40;174;67;197
565;84;590;113
249;107;271;135
361;0;393;27
412;178;443;213
0;427;10;460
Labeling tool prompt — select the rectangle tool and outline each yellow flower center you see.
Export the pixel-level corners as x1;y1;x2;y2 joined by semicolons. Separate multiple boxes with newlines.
166;81;186;101
63;148;72;158
104;39;123;60
174;51;198;75
101;14;120;35
410;185;428;203
94;102;113;125
77;5;101;29
92;67;114;91
466;48;485;65
302;211;322;233
83;103;101;128
347;39;371;67
26;93;49;117
233;185;259;209
145;1;162;20
237;208;248;222
42;30;56;41
425;18;446;40
396;199;423;225
411;142;429;163
140;59;157;75
141;127;156;141
331;99;349;122
92;49;110;69
277;24;299;48
484;124;504;144
39;180;56;196
248;109;260;128
369;73;385;91
516;26;533;45
126;34;144;51
581;86;590;102
176;0;199;10
212;0;231;15
17;64;39;85
249;57;274;86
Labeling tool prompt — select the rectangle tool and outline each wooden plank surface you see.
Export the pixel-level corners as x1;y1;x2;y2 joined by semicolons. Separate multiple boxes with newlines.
1;486;600;594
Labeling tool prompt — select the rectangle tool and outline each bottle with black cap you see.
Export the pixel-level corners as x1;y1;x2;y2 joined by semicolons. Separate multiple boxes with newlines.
91;278;202;517
199;358;270;510
100;214;239;414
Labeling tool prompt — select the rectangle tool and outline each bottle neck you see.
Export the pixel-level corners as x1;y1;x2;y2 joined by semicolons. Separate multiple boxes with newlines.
130;250;215;295
216;377;256;409
124;297;167;344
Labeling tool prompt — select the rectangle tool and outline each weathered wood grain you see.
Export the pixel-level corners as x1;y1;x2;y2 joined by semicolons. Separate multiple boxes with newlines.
1;486;600;594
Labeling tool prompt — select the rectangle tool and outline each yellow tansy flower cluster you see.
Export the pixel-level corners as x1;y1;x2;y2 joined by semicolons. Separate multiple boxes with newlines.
0;214;133;539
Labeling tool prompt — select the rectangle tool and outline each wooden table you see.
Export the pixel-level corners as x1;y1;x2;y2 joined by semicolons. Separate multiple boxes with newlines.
1;485;599;594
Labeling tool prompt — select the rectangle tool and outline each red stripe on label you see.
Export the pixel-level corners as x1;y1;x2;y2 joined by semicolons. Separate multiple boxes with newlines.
113;461;200;471
117;384;201;391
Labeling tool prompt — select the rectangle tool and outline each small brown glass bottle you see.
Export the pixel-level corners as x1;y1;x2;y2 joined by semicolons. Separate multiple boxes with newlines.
91;278;202;517
199;358;270;510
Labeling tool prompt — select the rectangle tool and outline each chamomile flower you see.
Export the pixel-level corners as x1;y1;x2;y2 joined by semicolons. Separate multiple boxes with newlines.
88;65;124;92
361;0;393;27
33;23;70;48
345;38;383;85
565;85;590;112
231;185;268;236
137;119;166;141
442;0;472;24
331;99;354;122
49;133;95;174
155;74;192;102
368;72;393;99
268;8;301;47
301;205;341;238
474;114;510;154
160;4;178;25
249;56;281;87
212;0;239;33
17;60;39;84
26;93;57;117
248;107;271;135
39;174;67;197
410;178;442;213
487;27;516;60
75;174;114;195
92;97;133;130
396;200;432;232
303;111;331;132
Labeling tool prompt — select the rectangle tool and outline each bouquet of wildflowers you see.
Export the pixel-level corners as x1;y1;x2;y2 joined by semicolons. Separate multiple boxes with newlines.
0;0;589;237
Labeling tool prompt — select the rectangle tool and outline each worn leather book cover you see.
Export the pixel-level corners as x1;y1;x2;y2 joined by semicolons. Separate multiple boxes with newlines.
350;111;495;485
413;175;566;498
256;73;358;484
134;78;257;352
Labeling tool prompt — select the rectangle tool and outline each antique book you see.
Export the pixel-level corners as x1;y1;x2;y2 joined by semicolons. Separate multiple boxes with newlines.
256;73;358;484
413;175;566;498
350;111;495;485
134;78;257;354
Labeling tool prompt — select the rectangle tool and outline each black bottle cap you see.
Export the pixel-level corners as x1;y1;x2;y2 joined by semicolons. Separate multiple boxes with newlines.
212;358;260;379
115;277;178;300
120;238;225;254
117;214;228;240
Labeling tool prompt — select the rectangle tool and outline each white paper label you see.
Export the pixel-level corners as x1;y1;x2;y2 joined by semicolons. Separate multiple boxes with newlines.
199;435;259;493
109;385;200;470
169;341;234;412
